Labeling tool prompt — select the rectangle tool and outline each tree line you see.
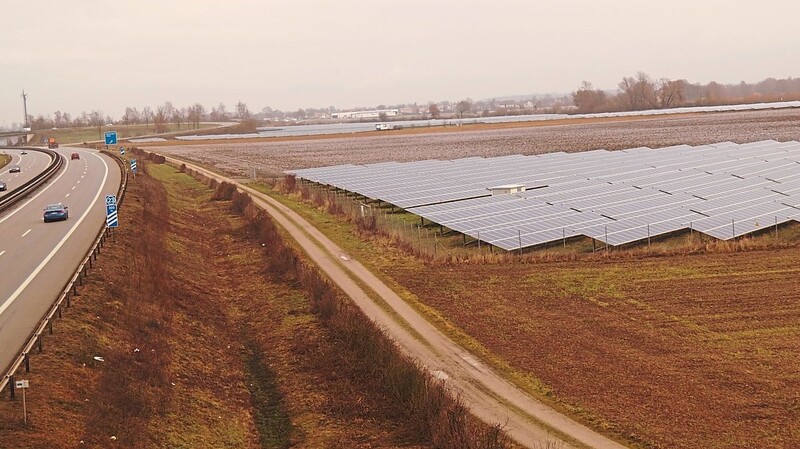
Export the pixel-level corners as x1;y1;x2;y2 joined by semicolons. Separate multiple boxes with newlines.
572;73;800;113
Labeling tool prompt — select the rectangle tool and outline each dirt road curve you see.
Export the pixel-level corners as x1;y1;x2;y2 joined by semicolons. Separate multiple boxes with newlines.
173;157;630;449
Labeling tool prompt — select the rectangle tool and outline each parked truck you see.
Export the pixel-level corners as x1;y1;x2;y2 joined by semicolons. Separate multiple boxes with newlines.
47;137;59;149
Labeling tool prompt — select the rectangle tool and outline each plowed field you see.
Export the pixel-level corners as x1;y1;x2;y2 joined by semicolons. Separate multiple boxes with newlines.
149;109;800;176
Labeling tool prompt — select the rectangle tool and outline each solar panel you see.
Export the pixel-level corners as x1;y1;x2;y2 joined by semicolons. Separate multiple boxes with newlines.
287;140;800;249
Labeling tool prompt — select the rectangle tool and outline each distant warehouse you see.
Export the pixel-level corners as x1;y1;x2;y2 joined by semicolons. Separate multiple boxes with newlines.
331;109;400;119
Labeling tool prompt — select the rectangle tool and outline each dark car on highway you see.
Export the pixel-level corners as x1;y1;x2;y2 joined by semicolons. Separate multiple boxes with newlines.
43;203;69;222
0;180;6;191
8;165;20;173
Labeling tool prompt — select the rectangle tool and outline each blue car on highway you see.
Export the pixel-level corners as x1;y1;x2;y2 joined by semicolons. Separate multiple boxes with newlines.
43;203;69;222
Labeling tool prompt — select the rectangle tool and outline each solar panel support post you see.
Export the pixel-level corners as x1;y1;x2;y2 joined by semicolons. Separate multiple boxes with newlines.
463;234;466;247
562;228;566;248
477;231;481;251
732;219;735;239
647;224;651;249
518;230;522;255
605;226;609;252
775;216;778;238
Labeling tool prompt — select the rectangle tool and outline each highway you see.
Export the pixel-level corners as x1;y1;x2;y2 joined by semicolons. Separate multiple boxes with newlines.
0;147;121;374
0;148;52;196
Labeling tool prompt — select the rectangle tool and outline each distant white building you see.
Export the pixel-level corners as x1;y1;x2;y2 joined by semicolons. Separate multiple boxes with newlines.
331;109;400;119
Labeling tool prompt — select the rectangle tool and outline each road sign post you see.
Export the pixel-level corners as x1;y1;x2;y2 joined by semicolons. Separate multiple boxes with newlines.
15;380;29;424
106;195;119;229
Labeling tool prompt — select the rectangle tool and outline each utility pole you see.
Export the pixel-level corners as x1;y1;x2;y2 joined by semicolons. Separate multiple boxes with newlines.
21;90;29;128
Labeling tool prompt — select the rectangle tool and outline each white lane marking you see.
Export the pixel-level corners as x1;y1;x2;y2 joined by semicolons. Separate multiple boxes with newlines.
72;186;76;190
0;153;110;317
0;251;5;257
65;193;70;198
0;157;71;225
21;229;31;237
77;180;81;184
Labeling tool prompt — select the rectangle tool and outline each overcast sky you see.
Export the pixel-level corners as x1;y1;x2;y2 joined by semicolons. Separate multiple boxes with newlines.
2;0;798;127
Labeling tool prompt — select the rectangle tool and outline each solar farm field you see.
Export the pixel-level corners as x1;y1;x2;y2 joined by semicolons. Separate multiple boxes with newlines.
147;109;800;448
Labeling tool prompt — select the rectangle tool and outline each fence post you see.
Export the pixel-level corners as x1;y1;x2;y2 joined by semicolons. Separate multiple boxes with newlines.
775;216;778;238
732;218;735;239
24;354;30;372
9;376;14;399
518;230;522;255
647;224;651;248
605;226;609;252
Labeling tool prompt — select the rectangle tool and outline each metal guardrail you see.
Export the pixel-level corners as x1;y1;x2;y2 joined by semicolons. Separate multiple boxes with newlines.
1;150;128;399
0;147;64;213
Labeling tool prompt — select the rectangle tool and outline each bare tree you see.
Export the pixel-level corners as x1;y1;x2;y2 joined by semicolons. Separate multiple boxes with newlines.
235;101;251;120
572;81;607;113
618;72;657;110
656;79;687;108
188;103;206;129
142;106;153;132
456;99;473;118
428;103;440;119
172;108;186;130
154;106;167;133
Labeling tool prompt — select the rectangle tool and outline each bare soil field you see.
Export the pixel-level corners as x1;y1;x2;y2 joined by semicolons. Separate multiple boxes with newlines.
148;109;800;176
384;249;800;449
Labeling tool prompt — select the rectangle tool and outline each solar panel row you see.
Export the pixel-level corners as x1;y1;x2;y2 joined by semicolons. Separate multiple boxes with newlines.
289;140;800;251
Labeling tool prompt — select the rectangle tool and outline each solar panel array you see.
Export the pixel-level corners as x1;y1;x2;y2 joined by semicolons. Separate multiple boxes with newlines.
289;140;800;251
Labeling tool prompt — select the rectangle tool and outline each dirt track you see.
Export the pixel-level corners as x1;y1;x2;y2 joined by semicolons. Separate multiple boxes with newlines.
171;157;631;449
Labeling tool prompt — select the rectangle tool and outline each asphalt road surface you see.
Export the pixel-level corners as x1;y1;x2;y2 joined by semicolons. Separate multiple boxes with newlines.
0;149;53;196
0;148;121;374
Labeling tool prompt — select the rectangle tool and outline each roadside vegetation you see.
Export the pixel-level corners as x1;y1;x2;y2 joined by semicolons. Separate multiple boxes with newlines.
0;152;10;168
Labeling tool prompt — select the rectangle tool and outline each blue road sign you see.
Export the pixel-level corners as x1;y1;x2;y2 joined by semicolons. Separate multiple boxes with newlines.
104;131;118;145
106;204;118;228
105;195;116;206
131;159;137;173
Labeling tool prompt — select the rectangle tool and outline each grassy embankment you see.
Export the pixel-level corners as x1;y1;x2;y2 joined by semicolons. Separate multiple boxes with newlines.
0;155;512;449
0;153;10;168
30;123;218;145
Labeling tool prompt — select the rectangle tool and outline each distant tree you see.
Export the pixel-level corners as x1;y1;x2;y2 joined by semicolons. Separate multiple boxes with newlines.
429;104;440;119
378;111;388;121
154;106;168;133
295;108;307;120
172;108;185;130
61;112;71;127
656;79;687;108
235;101;251;120
456;99;473;118
618;72;657;110
188;103;205;129
572;81;607;113
142;106;153;132
217;102;227;120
